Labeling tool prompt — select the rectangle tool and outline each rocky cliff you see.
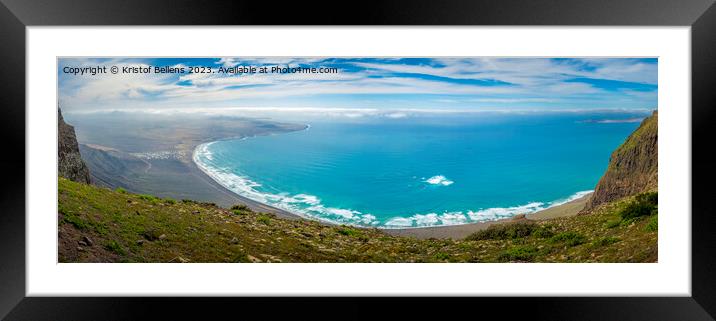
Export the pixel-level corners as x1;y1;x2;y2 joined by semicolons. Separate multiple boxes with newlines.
582;111;658;212
58;108;91;184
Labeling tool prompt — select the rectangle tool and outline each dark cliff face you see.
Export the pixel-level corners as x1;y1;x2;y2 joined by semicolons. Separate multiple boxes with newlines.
58;109;91;184
583;111;658;212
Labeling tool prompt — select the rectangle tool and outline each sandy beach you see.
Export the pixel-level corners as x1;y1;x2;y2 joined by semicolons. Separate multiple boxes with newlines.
74;112;306;221
184;146;300;220
188;145;592;239
73;111;593;240
383;193;591;239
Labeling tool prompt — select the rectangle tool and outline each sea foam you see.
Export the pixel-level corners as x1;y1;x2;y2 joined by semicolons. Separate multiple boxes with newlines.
194;143;380;226
195;142;593;229
424;175;454;186
383;191;593;228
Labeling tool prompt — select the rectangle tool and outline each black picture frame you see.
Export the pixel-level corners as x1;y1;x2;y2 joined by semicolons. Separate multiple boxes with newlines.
1;0;715;319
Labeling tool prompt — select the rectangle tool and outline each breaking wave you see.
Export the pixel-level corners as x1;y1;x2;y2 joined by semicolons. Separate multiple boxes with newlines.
424;175;454;186
194;142;592;229
382;191;593;228
194;142;380;226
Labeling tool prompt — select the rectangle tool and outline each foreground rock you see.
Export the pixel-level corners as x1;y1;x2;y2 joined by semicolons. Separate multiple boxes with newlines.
58;108;91;184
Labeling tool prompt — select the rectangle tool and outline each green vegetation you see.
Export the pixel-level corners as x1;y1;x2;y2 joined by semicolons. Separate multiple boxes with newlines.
607;191;659;233
498;245;540;262
231;204;250;211
434;252;451;261
336;226;361;237
610;112;657;172
256;214;272;225
620;192;657;220
58;178;658;263
465;222;556;241
549;232;587;247
138;194;159;203
592;236;621;247
584;112;656;213
532;225;555;238
104;240;126;255
230;204;251;216
59;204;89;230
605;220;621;229
336;226;369;242
646;215;658;232
465;222;537;241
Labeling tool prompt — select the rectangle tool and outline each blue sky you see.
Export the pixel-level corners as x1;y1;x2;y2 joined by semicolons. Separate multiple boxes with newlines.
58;57;657;114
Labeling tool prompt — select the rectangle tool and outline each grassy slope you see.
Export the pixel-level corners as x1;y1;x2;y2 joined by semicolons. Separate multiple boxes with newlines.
584;111;658;212
58;178;657;263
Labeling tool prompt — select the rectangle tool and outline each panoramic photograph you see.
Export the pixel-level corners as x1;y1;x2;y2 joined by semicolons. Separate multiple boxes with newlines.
57;57;658;263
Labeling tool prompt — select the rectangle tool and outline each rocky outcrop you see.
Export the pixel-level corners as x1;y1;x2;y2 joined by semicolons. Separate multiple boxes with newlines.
58;108;91;184
582;111;658;212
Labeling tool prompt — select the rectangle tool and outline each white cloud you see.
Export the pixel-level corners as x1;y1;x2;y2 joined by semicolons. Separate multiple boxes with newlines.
58;57;657;112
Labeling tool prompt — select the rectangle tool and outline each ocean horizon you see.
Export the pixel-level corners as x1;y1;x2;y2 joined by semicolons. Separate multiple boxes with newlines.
193;111;647;228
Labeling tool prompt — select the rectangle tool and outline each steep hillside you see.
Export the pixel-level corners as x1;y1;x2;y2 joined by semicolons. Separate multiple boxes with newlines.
58;109;91;184
583;111;658;212
57;112;659;263
78;144;150;188
58;178;657;263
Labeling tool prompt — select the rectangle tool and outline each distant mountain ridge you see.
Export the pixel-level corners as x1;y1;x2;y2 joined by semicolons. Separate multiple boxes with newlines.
58;109;91;184
583;111;658;212
57;111;659;263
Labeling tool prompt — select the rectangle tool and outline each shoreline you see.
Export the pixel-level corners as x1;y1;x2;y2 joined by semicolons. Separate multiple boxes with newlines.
185;141;301;220
383;192;591;239
189;139;593;239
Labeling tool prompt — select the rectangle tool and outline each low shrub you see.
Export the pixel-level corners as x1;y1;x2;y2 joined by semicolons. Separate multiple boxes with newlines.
620;192;657;220
498;245;539;262
231;204;251;211
230;204;251;215
257;215;271;225
620;203;655;220
434;252;451;261
549;232;586;247
532;225;555;238
337;227;362;237
636;192;658;207
115;187;127;194
465;222;536;241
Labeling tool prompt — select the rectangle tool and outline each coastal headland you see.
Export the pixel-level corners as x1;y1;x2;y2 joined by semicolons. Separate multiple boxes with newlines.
71;112;304;219
71;111;597;239
59;111;658;262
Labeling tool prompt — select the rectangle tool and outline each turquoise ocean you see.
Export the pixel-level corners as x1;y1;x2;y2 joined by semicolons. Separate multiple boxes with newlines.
193;111;648;228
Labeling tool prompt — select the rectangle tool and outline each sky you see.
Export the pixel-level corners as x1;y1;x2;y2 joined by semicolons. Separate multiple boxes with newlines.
58;57;657;114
